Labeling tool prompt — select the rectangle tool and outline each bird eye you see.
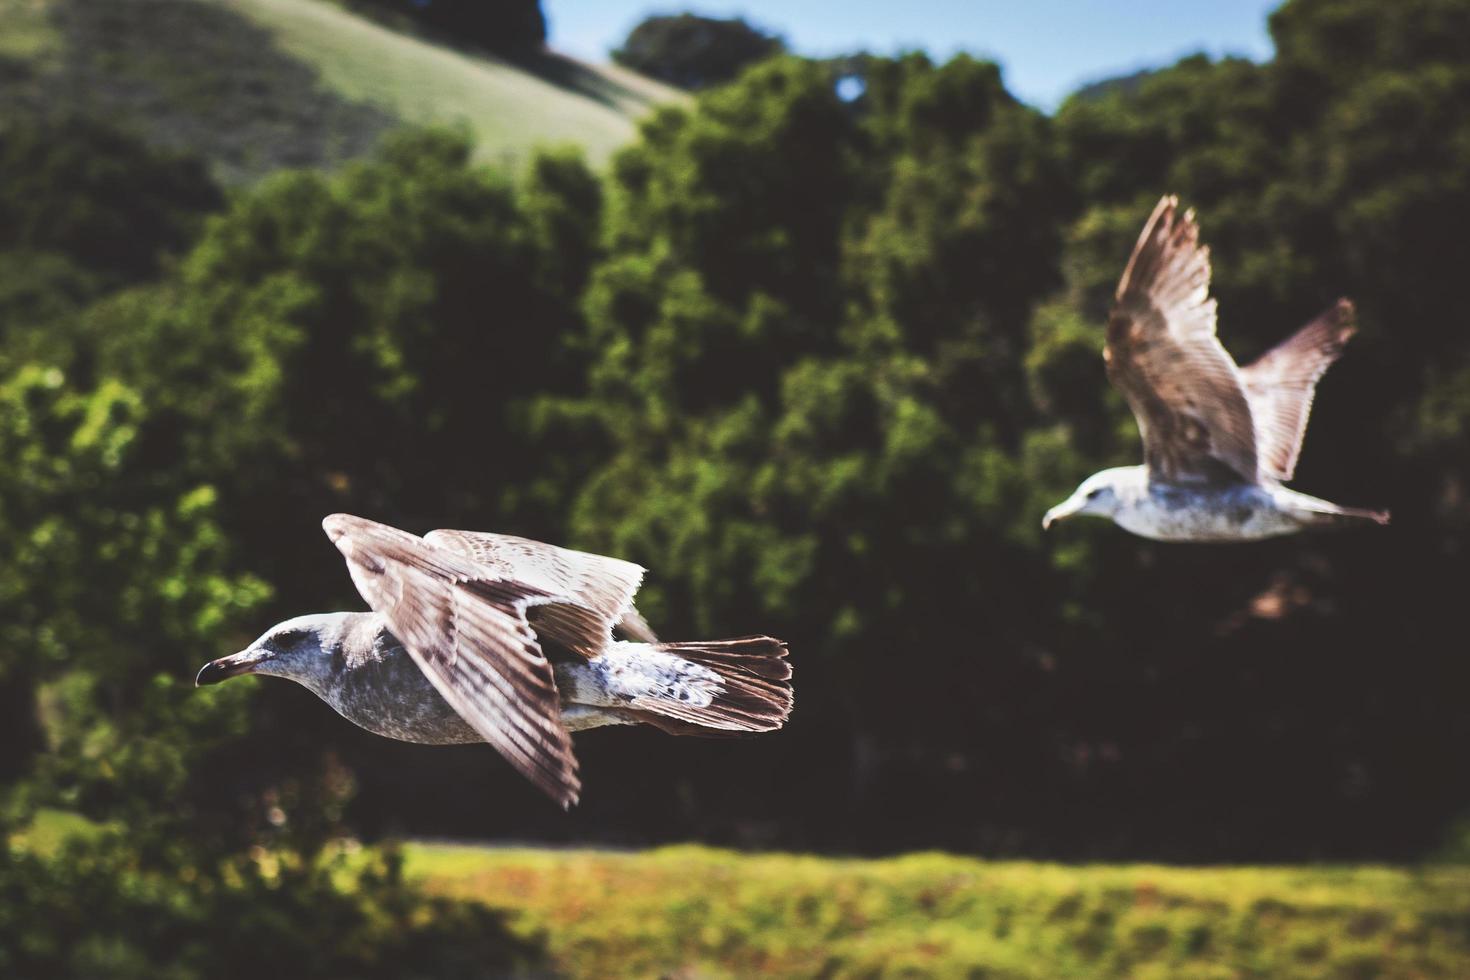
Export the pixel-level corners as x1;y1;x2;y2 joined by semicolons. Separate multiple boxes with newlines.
1087;489;1102;501
273;628;307;645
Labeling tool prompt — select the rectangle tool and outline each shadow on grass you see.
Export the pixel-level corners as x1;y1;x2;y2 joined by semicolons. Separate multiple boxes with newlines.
506;48;670;114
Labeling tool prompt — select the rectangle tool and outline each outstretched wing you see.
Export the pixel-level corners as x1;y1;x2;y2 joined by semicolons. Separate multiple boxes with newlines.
425;529;649;655
1238;298;1356;483
323;514;582;808
1105;196;1257;484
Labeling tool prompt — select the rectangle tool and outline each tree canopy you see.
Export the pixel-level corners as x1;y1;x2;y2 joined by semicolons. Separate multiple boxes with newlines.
613;13;785;90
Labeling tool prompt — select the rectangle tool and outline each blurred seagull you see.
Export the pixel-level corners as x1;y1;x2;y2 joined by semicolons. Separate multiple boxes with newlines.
1043;196;1389;541
197;514;792;808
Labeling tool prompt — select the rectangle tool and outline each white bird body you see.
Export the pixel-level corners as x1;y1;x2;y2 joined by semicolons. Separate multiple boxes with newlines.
1080;467;1336;542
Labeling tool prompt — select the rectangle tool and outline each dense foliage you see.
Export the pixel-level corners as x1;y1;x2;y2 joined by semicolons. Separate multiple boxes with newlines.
0;119;543;976
612;13;785;90
4;6;1470;971
4;833;540;979
551;0;1470;858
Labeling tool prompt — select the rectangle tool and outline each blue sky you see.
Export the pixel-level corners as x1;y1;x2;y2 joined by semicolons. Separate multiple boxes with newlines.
546;0;1281;109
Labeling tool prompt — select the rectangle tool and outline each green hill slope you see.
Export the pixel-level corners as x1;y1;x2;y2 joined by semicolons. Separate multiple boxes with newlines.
222;0;682;165
0;0;683;182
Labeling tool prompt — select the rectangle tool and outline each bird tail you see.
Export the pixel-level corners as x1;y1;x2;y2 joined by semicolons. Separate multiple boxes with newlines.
628;636;793;737
1318;505;1391;527
1291;495;1390;528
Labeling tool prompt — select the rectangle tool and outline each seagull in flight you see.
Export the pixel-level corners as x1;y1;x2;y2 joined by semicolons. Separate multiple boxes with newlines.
197;514;792;808
1043;196;1389;541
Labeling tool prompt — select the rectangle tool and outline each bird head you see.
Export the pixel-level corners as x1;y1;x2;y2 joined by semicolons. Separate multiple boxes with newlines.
1042;468;1137;530
196;612;355;691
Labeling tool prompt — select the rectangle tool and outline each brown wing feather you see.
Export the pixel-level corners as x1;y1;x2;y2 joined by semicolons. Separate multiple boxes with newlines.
323;514;582;808
1238;298;1355;483
1105;195;1257;484
425;529;646;656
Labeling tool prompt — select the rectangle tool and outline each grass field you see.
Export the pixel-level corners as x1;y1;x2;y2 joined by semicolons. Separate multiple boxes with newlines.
13;812;1470;977
405;843;1470;978
0;0;682;181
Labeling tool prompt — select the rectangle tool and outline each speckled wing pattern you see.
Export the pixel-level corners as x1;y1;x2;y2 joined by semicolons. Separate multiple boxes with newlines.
323;514;583;808
1106;196;1258;484
1238;298;1356;483
425;529;650;655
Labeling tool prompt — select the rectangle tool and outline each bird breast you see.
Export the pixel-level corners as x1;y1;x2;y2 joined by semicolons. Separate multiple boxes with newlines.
325;636;484;745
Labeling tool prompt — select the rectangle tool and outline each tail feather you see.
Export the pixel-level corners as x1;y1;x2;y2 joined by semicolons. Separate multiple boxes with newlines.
1324;505;1391;527
1296;500;1391;528
631;636;793;736
1280;487;1389;529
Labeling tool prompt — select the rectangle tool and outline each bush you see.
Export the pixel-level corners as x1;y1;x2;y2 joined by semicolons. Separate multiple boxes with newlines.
1;833;541;979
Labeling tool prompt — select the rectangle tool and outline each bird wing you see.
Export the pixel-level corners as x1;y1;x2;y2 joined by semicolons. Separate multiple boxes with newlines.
323;514;582;808
425;529;649;654
1105;195;1258;484
1237;298;1355;483
614;605;659;643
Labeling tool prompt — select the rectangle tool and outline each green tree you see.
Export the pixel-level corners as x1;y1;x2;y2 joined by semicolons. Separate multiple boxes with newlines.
0;125;553;974
1020;0;1470;859
547;54;1071;846
66;129;607;835
613;13;785;90
0;114;220;286
0;115;222;370
554;1;1470;856
87;130;597;546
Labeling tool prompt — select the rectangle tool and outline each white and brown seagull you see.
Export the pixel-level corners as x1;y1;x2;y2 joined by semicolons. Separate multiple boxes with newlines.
197;514;792;808
1043;195;1389;541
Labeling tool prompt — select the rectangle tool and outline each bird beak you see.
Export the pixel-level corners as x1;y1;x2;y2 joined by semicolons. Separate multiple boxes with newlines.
1042;499;1080;531
195;647;273;686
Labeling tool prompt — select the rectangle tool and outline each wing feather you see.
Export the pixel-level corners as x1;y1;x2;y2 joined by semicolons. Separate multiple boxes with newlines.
425;529;647;655
323;514;582;808
1105;196;1258;483
1238;298;1355;482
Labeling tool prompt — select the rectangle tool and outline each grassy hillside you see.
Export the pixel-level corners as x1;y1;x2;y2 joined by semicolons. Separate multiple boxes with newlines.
407;843;1470;978
223;0;682;165
0;0;682;182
